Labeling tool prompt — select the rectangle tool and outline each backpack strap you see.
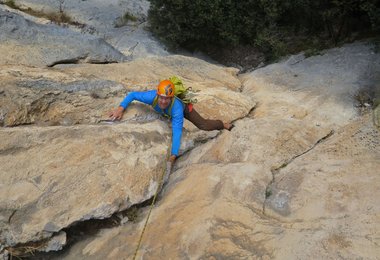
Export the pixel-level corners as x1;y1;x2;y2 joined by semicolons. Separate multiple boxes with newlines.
167;98;175;118
152;96;158;108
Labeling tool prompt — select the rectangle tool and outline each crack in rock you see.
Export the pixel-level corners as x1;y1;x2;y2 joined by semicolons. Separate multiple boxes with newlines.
2;198;154;259
128;42;139;56
263;129;334;216
7;210;17;224
178;102;256;165
231;104;256;123
48;56;122;67
2;83;254;258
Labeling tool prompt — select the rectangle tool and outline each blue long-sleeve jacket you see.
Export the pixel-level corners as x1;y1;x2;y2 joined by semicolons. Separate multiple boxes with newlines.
120;90;185;156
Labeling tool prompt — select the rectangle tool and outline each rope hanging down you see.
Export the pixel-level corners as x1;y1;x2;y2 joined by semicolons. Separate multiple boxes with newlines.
132;153;171;260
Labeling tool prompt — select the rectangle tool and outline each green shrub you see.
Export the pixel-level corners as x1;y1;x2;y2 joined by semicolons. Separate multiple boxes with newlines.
148;0;380;60
4;0;18;9
114;11;139;28
3;0;76;25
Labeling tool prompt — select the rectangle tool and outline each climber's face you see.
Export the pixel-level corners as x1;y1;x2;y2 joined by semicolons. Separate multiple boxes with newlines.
157;95;172;109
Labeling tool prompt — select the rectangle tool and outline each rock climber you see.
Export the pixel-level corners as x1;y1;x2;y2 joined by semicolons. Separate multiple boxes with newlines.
108;79;233;176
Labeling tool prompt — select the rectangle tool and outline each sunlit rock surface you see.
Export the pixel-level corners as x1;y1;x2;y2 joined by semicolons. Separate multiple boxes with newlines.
0;55;252;252
0;9;127;67
51;43;380;259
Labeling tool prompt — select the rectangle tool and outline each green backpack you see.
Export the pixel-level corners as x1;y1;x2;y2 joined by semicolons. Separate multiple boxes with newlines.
152;76;198;118
169;76;198;104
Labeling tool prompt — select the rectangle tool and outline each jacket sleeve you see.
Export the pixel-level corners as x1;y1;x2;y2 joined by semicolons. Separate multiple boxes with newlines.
119;90;156;109
170;101;184;156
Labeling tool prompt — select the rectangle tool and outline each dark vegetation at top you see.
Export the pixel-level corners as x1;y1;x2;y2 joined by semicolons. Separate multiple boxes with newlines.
148;0;380;69
3;0;81;26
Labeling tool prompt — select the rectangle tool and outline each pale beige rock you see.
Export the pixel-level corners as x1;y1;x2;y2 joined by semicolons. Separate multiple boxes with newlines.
42;231;67;252
0;64;124;126
1;0;168;60
0;55;252;250
56;43;379;260
61;55;241;92
61;55;249;129
374;104;380;129
60;163;275;259
0;9;127;67
0;122;171;246
0;55;250;127
265;115;380;260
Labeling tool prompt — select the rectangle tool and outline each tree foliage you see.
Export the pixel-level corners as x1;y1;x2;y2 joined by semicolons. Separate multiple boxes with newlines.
148;0;379;58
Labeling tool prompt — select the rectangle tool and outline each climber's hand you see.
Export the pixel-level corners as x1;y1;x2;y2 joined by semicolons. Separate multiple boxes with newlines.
108;106;125;121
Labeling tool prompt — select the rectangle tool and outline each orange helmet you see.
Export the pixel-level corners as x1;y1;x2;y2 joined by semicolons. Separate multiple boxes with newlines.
157;80;175;97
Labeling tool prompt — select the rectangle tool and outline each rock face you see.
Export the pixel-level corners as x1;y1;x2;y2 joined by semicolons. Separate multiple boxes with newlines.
0;9;127;67
0;55;246;128
0;55;251;253
13;0;150;31
46;43;380;259
104;26;170;59
6;0;170;59
0;4;379;255
0;122;171;246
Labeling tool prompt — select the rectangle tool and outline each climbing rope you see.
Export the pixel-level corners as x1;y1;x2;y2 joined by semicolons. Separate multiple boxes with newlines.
132;153;171;260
